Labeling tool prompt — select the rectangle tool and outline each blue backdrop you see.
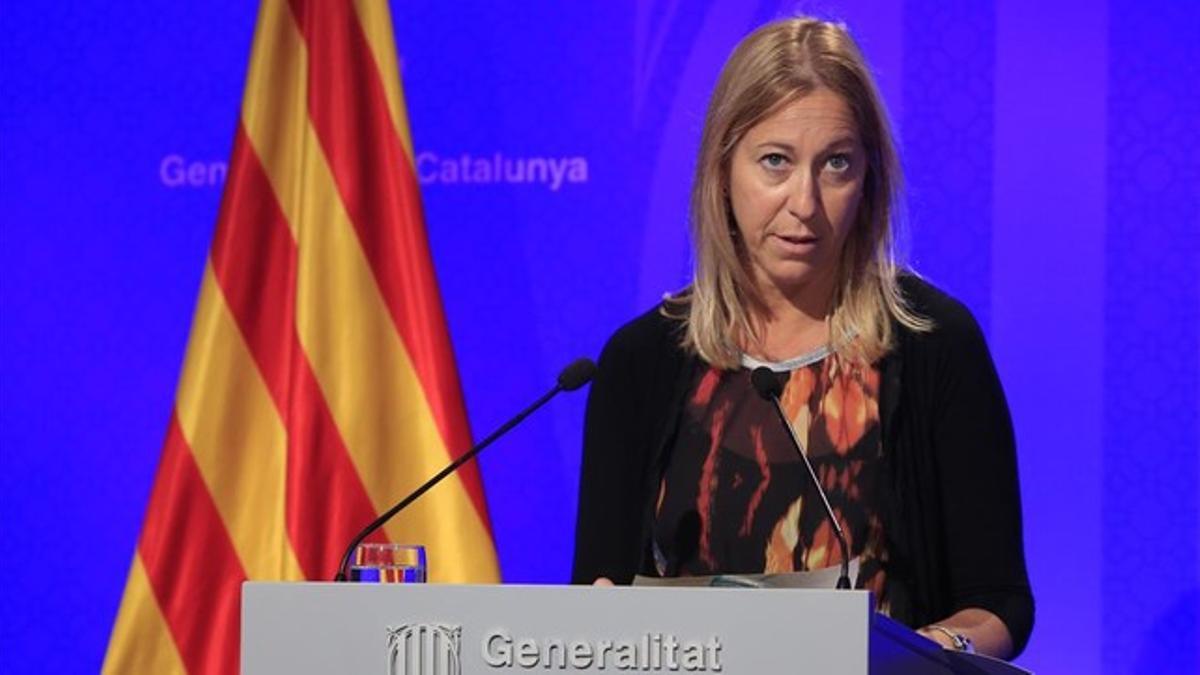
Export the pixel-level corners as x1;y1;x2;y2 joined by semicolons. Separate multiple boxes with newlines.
2;1;1197;673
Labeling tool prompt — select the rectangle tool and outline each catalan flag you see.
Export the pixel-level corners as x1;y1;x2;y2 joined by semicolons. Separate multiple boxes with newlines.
102;2;499;672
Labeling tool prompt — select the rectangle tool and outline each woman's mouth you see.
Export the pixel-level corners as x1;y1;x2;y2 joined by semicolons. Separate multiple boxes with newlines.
773;233;821;254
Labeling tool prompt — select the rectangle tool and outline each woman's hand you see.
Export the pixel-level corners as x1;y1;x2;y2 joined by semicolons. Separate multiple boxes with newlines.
917;626;959;650
917;608;1013;659
592;577;614;586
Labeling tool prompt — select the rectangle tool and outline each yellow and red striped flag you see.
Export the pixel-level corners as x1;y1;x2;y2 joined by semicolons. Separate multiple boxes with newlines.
103;2;499;672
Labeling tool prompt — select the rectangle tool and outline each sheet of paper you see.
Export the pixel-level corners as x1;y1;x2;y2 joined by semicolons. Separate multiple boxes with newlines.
633;557;861;590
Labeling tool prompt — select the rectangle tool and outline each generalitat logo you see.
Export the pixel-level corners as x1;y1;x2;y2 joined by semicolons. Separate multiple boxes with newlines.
388;623;462;675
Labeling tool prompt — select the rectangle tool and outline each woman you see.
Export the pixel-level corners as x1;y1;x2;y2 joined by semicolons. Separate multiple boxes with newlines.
572;17;1034;659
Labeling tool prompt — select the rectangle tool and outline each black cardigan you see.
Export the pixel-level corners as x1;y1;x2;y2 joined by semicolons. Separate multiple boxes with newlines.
571;276;1034;655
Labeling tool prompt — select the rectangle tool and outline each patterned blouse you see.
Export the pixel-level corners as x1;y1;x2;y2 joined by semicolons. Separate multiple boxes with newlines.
652;346;891;611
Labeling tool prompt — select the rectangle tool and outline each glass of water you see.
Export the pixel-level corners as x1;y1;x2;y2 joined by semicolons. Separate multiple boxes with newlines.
348;543;427;583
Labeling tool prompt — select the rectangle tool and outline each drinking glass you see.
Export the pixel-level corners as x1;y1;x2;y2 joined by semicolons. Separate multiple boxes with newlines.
348;543;427;583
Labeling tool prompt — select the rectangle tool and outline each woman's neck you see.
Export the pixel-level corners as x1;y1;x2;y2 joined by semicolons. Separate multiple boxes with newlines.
747;273;837;361
748;308;829;361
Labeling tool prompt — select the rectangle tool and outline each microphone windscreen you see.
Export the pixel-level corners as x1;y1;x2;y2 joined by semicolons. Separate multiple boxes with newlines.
750;366;783;400
557;357;597;391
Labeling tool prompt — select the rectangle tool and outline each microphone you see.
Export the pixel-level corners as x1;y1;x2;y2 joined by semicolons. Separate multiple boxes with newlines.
750;366;852;590
334;357;598;581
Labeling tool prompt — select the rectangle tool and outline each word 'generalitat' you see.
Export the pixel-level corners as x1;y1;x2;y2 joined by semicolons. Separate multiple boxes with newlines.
482;630;723;671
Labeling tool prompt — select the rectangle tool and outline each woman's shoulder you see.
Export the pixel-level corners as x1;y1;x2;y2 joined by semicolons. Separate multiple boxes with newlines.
593;302;695;394
603;302;689;355
897;274;985;342
893;274;999;378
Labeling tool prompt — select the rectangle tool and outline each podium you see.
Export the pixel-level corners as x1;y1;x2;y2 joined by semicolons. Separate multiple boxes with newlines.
242;582;1029;674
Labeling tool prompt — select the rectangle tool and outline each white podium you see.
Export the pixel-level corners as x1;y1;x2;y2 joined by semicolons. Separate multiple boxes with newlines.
242;582;1028;674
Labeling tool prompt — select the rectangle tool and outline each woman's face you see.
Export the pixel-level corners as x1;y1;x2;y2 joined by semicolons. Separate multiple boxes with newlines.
727;87;867;305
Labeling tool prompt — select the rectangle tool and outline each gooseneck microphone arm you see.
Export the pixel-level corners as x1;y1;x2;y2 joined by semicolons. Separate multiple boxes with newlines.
751;367;852;590
333;358;597;582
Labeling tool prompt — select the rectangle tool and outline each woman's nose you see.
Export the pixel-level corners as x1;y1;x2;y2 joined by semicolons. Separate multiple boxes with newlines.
786;171;819;221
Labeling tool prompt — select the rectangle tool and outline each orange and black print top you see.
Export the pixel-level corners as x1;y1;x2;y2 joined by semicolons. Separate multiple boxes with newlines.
652;346;891;611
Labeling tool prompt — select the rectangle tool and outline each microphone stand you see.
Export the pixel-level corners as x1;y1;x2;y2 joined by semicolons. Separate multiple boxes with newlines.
752;367;852;590
334;358;595;581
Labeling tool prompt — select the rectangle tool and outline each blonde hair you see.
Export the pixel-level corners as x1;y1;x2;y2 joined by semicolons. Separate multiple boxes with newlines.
671;16;929;368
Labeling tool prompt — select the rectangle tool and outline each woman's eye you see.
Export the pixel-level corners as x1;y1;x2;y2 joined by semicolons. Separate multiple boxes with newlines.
760;153;789;170
826;154;851;172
